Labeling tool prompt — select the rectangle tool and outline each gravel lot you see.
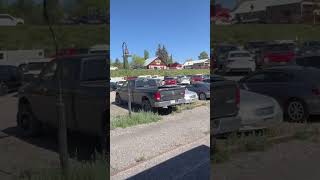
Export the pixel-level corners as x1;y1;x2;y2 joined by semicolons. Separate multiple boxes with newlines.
110;92;210;177
212;139;320;180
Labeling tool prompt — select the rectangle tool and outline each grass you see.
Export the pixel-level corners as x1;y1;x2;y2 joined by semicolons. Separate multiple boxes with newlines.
0;25;109;54
110;69;210;77
111;111;161;129
174;101;208;114
212;24;320;44
17;154;108;180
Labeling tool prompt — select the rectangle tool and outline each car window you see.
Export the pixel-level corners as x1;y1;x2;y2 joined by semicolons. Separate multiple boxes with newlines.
81;58;107;81
40;61;57;80
135;80;144;88
268;72;291;82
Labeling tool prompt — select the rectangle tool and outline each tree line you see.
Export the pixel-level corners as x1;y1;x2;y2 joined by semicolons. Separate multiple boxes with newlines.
111;44;209;69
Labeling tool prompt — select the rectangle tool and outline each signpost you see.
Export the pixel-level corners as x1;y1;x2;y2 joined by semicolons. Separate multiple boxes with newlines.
122;42;132;117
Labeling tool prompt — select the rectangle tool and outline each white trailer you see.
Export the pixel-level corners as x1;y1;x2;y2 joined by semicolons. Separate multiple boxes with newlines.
0;49;45;66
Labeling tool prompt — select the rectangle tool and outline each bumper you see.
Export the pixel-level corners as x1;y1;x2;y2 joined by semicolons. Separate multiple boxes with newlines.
211;115;241;135
154;98;185;108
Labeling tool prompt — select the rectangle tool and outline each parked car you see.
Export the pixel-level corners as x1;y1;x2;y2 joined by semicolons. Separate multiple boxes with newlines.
115;78;185;112
211;75;241;135
213;44;239;70
0;14;24;26
191;75;204;83
177;76;190;85
294;55;320;69
239;65;320;122
110;82;118;91
17;54;108;149
20;61;50;82
224;50;256;73
163;77;177;85
186;82;210;100
0;65;23;95
257;43;296;68
239;90;283;129
184;89;198;104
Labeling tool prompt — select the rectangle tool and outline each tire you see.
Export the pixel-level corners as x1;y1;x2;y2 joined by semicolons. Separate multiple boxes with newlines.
285;99;308;122
115;94;122;105
0;83;9;96
17;103;41;137
142;99;153;112
199;93;207;101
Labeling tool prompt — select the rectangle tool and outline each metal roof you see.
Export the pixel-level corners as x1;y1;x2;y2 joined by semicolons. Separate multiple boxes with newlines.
144;56;160;66
233;0;303;14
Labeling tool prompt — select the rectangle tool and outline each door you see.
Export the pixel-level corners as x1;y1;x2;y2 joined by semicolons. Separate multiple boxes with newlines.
30;60;58;126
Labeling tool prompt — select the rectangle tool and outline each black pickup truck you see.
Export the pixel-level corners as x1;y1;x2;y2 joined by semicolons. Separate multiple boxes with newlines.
115;78;185;112
211;75;241;136
17;54;108;144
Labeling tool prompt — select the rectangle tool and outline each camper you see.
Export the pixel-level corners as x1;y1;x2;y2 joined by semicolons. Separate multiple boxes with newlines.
0;50;45;66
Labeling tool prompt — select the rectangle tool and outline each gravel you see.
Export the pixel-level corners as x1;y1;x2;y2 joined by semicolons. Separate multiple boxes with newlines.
110;104;210;176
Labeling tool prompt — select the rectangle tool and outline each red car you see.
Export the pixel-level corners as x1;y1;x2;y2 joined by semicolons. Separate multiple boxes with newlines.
259;43;296;68
164;77;177;85
191;75;204;83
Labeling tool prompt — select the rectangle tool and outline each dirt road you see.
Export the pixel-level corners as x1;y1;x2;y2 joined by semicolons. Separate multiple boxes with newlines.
110;95;210;178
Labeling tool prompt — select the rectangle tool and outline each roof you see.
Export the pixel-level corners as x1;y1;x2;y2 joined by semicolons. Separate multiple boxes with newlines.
183;59;209;66
144;56;165;66
233;0;303;14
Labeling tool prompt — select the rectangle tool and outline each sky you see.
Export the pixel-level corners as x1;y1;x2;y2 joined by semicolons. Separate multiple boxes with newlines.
110;0;210;63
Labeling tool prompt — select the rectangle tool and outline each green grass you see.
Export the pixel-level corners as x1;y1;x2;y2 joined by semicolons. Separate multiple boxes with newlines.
111;69;210;77
0;25;108;54
17;154;108;180
174;101;208;113
111;111;161;129
212;24;320;44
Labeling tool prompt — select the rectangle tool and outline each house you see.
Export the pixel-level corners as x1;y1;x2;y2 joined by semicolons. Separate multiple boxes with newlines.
183;59;210;69
168;62;183;70
144;56;167;70
232;0;319;24
212;4;232;24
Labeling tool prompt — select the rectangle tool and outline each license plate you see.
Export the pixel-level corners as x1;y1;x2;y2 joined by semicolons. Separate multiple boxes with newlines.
170;100;176;104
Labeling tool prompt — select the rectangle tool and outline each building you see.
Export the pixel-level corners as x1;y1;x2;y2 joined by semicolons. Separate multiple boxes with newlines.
168;62;183;70
144;56;167;70
212;4;232;24
183;59;210;69
232;0;320;24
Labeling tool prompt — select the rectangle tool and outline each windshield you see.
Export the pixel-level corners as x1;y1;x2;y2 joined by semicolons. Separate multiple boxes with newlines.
27;62;47;71
230;52;250;58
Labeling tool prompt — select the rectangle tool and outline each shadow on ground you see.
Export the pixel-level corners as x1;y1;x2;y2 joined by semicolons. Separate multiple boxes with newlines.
2;126;107;161
127;145;210;180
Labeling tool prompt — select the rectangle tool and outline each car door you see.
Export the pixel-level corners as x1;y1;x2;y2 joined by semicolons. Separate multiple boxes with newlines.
30;60;58;126
240;71;273;96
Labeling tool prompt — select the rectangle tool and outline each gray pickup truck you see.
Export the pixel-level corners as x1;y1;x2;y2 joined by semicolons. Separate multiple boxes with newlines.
211;75;241;136
17;54;108;144
115;78;185;112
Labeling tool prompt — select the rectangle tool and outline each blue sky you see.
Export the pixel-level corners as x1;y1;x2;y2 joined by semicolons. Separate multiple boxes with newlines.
110;0;210;63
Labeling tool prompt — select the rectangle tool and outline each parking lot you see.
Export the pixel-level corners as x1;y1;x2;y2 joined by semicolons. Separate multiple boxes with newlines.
110;90;210;178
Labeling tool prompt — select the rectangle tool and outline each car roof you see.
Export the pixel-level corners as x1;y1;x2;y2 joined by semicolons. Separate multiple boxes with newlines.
228;50;250;54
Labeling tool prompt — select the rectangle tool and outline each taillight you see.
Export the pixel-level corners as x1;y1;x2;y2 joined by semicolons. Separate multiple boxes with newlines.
312;87;320;96
236;87;240;108
154;91;161;101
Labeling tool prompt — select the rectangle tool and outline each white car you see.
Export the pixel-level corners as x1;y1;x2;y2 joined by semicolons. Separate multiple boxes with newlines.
224;50;256;73
0;14;24;26
239;90;283;129
184;89;198;104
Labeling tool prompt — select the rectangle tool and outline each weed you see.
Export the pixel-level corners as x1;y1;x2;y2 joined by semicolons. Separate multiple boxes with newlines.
111;111;161;129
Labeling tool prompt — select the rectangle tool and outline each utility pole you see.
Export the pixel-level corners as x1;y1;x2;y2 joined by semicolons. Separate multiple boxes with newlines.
122;42;132;117
43;0;69;177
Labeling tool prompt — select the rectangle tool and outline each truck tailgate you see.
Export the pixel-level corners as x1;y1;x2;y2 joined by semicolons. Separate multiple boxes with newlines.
211;80;238;119
158;86;185;101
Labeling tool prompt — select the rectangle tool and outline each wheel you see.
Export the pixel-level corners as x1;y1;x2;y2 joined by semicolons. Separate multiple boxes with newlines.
199;93;207;100
17;103;41;137
0;83;9;96
142;99;153;112
115;94;122;105
286;99;308;122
